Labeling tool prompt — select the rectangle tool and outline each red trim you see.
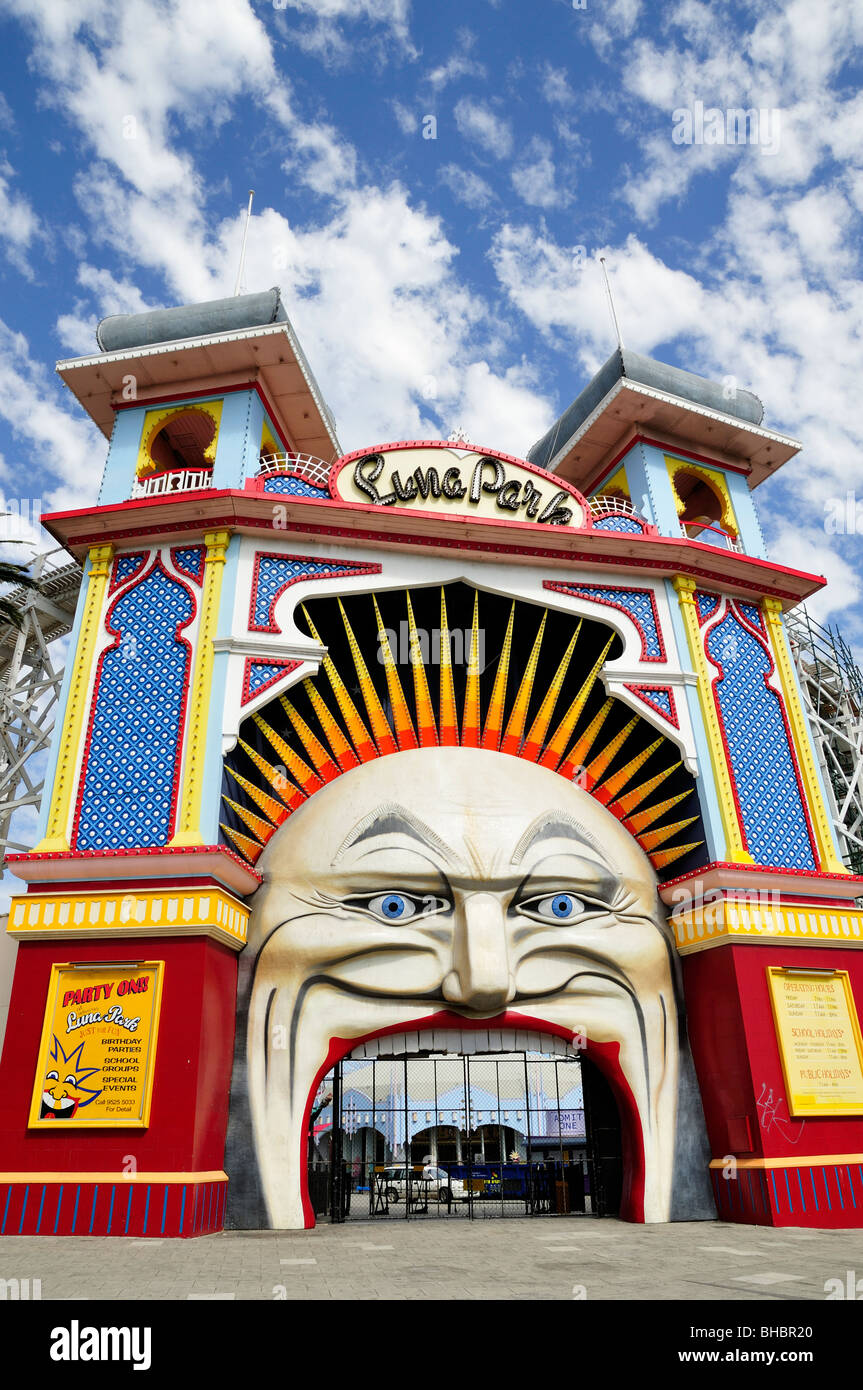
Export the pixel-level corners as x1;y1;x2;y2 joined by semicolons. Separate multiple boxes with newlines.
70;556;198;852
109;551;149;594
544;580;667;662
662;861;863;888
586;433;753;497
694;589;721;626
241;658;301;705
169;544;205;586
248;551;381;634
299;1011;646;1228
24;875;242;894
623;683;679;728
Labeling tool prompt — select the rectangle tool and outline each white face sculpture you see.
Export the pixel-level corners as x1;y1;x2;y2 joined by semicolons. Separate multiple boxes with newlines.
245;746;680;1227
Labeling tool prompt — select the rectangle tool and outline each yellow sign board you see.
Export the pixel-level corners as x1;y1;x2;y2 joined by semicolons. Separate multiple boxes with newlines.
28;962;164;1129
767;967;863;1117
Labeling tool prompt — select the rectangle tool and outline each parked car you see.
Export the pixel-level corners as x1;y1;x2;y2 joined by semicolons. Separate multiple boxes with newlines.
378;1164;469;1204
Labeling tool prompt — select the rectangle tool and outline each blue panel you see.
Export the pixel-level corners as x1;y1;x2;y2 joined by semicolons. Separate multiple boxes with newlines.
707;612;816;868
172;546;205;584
75;565;194;850
564;585;664;660
264;474;327;497
592;515;644;533
639;687;673;719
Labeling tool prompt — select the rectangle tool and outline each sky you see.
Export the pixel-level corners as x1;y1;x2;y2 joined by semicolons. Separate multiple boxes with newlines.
0;0;861;865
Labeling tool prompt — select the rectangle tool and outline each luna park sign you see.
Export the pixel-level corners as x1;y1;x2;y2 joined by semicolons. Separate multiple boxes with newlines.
331;444;588;529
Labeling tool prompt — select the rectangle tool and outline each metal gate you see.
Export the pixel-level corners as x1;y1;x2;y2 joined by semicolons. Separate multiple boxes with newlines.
309;1050;621;1222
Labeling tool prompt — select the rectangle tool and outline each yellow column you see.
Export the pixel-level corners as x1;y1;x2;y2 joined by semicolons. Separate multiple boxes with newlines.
35;543;114;852
672;576;753;863
762;598;849;874
169;530;231;847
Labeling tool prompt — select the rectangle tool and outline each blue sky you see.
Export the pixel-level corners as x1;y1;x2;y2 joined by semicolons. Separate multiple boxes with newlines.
0;0;862;628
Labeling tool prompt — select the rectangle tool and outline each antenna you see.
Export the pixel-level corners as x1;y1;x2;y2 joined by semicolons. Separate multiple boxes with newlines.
233;190;255;297
599;255;624;352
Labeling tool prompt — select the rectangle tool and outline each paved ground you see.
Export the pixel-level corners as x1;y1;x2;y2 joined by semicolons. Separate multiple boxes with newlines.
2;1216;862;1300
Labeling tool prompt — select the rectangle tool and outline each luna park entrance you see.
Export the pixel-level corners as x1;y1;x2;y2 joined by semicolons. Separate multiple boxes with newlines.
308;1040;623;1223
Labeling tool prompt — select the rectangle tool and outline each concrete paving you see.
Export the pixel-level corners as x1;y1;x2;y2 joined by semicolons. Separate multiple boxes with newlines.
2;1215;863;1300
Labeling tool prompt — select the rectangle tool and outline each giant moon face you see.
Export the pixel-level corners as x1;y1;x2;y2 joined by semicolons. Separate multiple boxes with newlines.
244;746;680;1227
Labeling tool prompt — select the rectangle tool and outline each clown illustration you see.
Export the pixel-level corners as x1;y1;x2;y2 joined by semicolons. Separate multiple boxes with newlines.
222;584;714;1228
39;1036;102;1120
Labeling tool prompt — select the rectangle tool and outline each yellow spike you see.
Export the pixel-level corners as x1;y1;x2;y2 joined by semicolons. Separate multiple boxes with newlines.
301;605;377;761
584;715;639;785
482;603;515;750
406;591;437;746
303;679;360;771
239;738;306;810
611;761;682;818
520;623;580;762
639;816;701;853
226;766;289;826
221;822;263;863
598;737;664;804
559;699;614;780
253;714;322;794
461;591;481;747
223;796;275;844
540;636;615;770
648;840;702;871
439;588;458;746
338;598;398;756
625;790;693;836
372;596;417;750
280;697;341;780
501;613;546;756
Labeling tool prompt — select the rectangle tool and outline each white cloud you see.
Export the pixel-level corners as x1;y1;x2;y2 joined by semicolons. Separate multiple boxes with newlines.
439;163;495;209
391;99;417;134
511;138;568;210
0;162;40;275
539;63;575;106
453;97;513;159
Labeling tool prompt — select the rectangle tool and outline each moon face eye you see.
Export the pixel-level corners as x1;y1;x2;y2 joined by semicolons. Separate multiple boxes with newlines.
368;892;417;921
64;1075;77;1087
525;892;585;922
46;1070;58;1082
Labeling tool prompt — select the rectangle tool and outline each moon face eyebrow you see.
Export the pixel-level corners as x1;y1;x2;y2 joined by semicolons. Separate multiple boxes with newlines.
512;812;620;871
333;803;458;866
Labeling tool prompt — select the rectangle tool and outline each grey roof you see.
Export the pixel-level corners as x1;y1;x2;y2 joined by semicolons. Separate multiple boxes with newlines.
96;287;288;353
527;348;764;471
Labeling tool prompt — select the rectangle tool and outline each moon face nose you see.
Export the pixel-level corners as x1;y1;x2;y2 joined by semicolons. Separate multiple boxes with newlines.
441;891;515;1014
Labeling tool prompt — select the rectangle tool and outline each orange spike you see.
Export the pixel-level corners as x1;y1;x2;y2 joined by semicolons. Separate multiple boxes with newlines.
223;796;276;844
406;591;438;747
253;714;323;794
610;761;681;818
439;588;458;746
625;790;693;836
338;599;398;756
373;596;418;750
303;680;360;771
520;623;581;762
221;823;263;864
239;738;307;812
558;699;613;781
500;613;546;757
585;716;639;799
301;605;377;762
482;603;515;750
539;636;614;770
648;840;702;871
461;592;482;747
226;766;289;826
598;737;664;804
638;816;700;853
280;696;341;781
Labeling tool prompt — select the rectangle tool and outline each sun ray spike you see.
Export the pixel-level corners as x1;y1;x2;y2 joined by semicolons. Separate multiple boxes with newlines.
253;714;323;794
238;738;307;811
520;623;580;763
585;716;639;798
372;596;418;750
596;737;664;804
301;605;377;761
638;816;701;853
405;591;438;746
500;612;547;757
558;699;614;781
338;598;398;756
610;760;682;818
220;822;263;864
439;588;459;746
302;680;360;771
624;790;693;836
280;696;342;780
222;796;275;844
461;591;482;747
482;603;515;751
226;766;289;826
539;636;615;770
648;840;703;871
